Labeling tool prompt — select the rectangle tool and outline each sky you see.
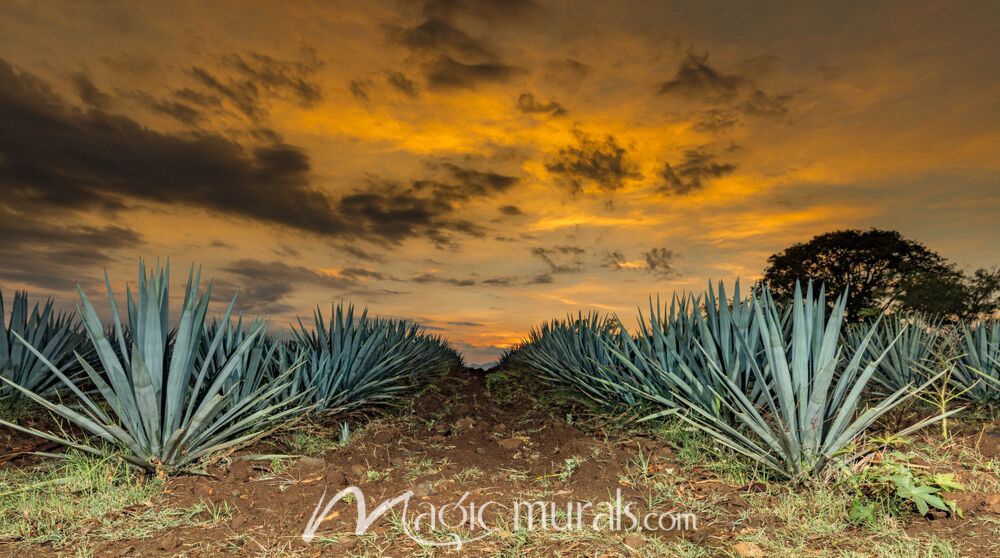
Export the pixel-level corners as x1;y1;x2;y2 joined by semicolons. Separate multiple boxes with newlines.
1;0;998;363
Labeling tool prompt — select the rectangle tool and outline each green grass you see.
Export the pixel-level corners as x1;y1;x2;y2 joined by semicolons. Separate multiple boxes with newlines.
0;451;221;549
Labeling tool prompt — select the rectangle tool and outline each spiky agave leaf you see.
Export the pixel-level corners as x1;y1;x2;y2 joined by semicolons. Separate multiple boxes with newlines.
519;312;638;406
953;321;1000;406
0;291;85;403
595;280;767;418
289;303;459;414
653;282;957;480
846;314;944;395
0;262;311;472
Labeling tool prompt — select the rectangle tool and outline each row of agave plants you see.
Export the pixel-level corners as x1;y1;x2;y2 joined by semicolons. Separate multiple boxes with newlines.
515;280;998;482
0;261;460;474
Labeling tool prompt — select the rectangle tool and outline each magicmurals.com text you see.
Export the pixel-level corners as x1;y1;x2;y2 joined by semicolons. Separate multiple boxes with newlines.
302;486;697;549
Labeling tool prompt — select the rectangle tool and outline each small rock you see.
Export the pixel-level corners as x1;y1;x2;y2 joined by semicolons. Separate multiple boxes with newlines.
733;541;765;558
498;437;524;450
455;417;476;429
623;534;644;547
496;424;507;433
350;464;367;477
230;489;241;497
475;447;486;455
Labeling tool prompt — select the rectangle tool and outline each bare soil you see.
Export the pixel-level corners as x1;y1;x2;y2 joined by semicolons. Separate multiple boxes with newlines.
2;367;999;557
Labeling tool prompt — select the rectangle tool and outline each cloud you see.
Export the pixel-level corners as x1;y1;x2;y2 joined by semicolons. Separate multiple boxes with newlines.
188;50;322;122
0;59;356;240
385;71;419;97
223;259;383;313
531;244;585;274
605;248;677;277
657;53;743;100
349;78;372;102
0;209;142;291
499;204;523;215
337;162;518;246
643;248;677;278
694;108;741;132
659;147;736;195
545;130;642;192
408;272;516;287
528;273;553;284
424;56;522;89
386;18;495;61
70;72;112;109
739;89;791;118
516;92;566;116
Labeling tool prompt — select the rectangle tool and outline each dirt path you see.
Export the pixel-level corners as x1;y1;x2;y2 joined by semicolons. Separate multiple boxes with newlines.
86;367;725;556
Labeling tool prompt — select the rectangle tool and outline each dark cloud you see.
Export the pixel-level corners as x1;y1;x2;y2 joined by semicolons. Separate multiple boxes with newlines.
385;71;419;97
604;248;678;278
0;58;348;239
386;18;495;61
349;78;372;102
657;53;743;100
70;72;112;109
694;108;741;132
126;90;203;124
385;4;529;91
223;259;383;313
424;56;522;89
188;50;322;122
545;130;642;192
528;273;553;284
499;205;523;216
739;89;791;118
659;147;736;195
516;92;566;116
337;163;517;247
410;273;477;287
0;209;142;291
643;248;676;278
531;245;585;274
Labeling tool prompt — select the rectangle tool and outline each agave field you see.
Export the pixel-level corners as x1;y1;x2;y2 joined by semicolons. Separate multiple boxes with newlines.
1;270;999;557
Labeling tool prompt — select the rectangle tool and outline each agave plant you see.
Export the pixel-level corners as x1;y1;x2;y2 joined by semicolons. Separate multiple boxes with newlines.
1;291;83;403
634;283;956;480
597;281;767;418
289;304;459;414
201;316;295;414
846;314;944;395
519;312;638;405
0;262;310;473
953;321;1000;406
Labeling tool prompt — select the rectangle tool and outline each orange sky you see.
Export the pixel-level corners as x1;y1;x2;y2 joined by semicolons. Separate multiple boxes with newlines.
1;0;999;362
